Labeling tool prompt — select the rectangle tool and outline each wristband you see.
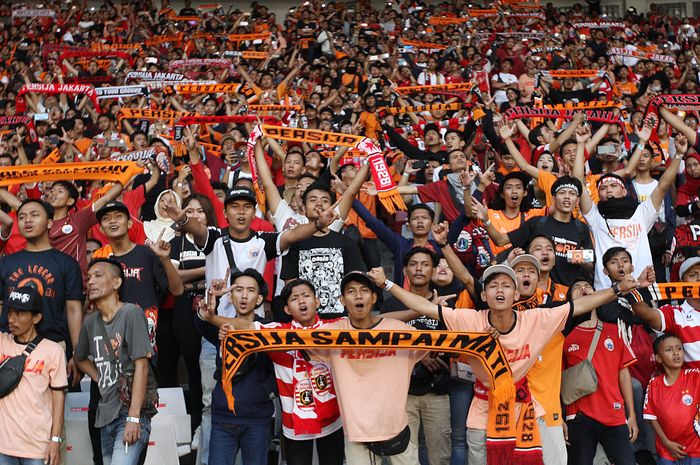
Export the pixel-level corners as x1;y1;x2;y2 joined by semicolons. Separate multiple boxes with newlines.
484;219;491;227
51;436;63;443
402;172;410;177
611;283;621;296
437;242;448;248
384;279;394;291
176;215;190;227
126;416;140;424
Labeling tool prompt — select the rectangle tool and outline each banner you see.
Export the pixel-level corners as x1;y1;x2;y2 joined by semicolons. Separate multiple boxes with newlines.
382;103;466;115
12;8;56;18
400;39;447;50
0;161;142;187
0;116;37;143
608;47;676;64
395;82;473;95
168;58;232;70
125;71;186;82
96;85;149;100
16;83;100;114
117;108;195;125
221;329;512;412
428;17;469;25
572;21;625;29
261;125;362;147
59;50;134;67
227;32;271;42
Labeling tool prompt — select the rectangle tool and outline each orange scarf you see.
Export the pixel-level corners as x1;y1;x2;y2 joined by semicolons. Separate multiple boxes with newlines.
221;329;513;413
395;82;474;95
0;161;142;186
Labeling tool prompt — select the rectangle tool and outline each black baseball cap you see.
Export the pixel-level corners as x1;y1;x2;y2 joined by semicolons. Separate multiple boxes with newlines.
340;271;378;294
7;284;42;314
224;186;257;206
96;201;130;222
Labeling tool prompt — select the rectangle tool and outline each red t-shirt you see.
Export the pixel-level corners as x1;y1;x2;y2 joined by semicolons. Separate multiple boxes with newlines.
644;368;700;460
564;322;636;426
48;206;98;278
659;302;700;369
417;181;461;222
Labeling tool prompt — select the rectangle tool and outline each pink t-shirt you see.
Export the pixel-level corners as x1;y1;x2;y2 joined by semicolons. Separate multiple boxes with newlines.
440;304;571;429
0;334;67;459
310;317;427;442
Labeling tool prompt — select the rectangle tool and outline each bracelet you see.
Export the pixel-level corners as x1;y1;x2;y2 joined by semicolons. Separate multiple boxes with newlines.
484;219;491;227
675;153;685;160
176;215;190;227
436;242;448;248
383;279;394;291
126;416;140;424
402;172;410;177
51;436;63;444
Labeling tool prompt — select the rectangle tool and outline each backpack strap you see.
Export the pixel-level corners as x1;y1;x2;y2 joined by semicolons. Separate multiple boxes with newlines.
220;229;240;284
23;333;44;356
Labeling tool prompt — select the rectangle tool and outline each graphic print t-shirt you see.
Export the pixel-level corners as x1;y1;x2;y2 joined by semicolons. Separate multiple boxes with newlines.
0;249;84;344
110;245;169;347
281;231;366;318
75;303;158;428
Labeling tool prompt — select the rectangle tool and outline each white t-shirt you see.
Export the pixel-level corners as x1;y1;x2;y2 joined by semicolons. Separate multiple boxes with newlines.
417;72;445;86
633;179;664;223
584;198;660;289
491;72;519;104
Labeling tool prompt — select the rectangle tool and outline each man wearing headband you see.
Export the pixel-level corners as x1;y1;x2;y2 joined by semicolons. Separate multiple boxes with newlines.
482;175;594;286
575;122;686;289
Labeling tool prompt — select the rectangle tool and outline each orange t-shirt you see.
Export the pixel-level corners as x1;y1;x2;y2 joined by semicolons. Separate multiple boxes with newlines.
537;170;599;220
482;207;547;256
441;304;571;429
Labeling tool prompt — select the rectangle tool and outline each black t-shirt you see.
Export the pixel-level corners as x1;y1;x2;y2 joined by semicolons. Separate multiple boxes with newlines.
0;248;84;344
381;295;448;395
111;245;169;346
0;248;85;346
507;216;594;286
547;88;594;105
281;231;366;319
170;234;206;271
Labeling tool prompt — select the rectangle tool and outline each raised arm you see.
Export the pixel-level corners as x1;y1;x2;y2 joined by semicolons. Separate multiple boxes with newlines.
573;124;593;214
255;138;282;214
571;274;639;317
367;267;440;320
650;134;685;210
433;222;476;297
337;162;370;220
550;112;585;154
499;121;539;179
659;106;696;145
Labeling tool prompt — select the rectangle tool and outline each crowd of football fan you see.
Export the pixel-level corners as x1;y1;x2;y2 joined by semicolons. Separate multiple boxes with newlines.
1;1;700;465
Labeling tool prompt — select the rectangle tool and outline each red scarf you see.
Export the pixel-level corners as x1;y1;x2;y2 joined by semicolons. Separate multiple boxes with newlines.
0;116;37;143
16;83;101;114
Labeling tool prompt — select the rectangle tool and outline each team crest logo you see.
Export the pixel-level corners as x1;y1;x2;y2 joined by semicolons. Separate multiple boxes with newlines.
310;365;331;395
455;230;472;252
294;379;314;411
604;338;614;351
683;393;693;406
249;249;260;258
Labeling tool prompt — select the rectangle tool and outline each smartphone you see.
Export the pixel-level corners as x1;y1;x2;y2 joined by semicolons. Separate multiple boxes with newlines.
205;288;211;307
567;249;595;264
597;145;617;155
412;160;428;169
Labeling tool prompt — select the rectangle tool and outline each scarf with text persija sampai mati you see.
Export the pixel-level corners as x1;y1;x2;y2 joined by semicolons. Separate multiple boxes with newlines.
16;83;101;114
220;329;514;440
259;125;406;213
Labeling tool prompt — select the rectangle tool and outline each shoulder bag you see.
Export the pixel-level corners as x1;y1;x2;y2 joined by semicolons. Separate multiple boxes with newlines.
0;334;43;398
560;322;602;405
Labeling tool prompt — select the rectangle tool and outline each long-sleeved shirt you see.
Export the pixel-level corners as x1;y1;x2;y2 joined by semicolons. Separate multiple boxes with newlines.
352;199;441;284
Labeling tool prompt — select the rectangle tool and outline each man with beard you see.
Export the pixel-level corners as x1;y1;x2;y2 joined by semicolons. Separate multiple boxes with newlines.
574;122;685;289
381;247;451;465
481;176;594;285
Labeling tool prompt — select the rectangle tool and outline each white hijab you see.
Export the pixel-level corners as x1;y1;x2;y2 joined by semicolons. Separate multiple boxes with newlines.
143;189;181;243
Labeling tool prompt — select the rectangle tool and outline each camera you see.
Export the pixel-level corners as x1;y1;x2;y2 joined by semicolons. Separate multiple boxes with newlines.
567;249;594;264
